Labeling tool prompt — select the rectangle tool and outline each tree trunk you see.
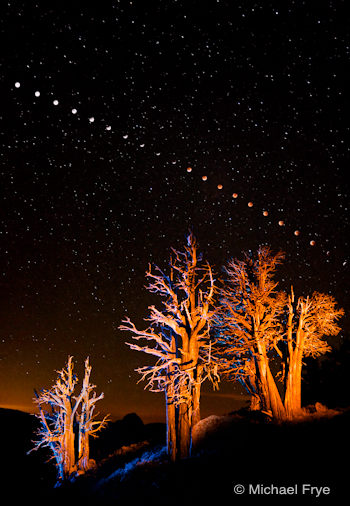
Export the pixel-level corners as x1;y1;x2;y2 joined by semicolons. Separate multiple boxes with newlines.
250;394;261;411
192;381;201;427
78;430;90;472
294;356;302;410
165;390;177;462
284;360;294;418
285;355;303;419
255;341;285;420
285;326;305;419
266;365;285;420
177;402;191;459
63;413;76;478
255;354;271;413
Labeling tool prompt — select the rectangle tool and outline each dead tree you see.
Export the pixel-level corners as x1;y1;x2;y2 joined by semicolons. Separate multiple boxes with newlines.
30;356;81;481
213;247;287;420
29;356;107;482
283;289;343;418
77;357;109;471
120;233;219;461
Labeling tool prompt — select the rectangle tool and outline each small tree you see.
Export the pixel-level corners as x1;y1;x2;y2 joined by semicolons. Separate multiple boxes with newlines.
283;289;344;418
77;357;109;472
29;356;108;482
120;233;219;461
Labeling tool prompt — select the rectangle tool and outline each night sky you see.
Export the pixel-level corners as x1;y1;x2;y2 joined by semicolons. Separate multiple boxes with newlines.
0;1;349;422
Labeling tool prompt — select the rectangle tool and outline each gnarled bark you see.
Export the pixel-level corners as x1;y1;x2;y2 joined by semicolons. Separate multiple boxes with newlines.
121;233;217;460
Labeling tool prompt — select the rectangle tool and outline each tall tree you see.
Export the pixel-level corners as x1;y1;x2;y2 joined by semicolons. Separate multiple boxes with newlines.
120;233;218;461
283;289;344;418
213;247;287;420
29;356;108;482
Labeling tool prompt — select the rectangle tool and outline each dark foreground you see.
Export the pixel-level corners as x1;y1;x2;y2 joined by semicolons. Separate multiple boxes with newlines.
1;406;349;505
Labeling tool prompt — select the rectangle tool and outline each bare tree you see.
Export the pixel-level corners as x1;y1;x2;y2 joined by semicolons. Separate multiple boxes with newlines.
283;289;344;418
29;356;108;482
120;233;219;461
213;247;287;420
214;247;344;421
77;357;109;472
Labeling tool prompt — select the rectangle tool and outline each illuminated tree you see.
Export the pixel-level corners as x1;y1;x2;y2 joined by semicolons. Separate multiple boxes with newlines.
77;357;109;472
120;233;219;461
214;247;344;421
29;356;108;482
213;247;287;420
283;288;344;418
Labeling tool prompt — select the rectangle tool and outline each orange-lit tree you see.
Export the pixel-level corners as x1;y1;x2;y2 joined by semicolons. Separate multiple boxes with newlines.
29;356;108;482
120;233;219;461
283;289;344;418
213;247;287;420
214;247;344;421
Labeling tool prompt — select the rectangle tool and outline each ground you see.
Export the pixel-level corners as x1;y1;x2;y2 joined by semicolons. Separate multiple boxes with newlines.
1;405;348;505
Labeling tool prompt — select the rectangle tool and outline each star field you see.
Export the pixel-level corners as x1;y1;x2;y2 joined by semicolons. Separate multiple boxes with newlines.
0;1;349;420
